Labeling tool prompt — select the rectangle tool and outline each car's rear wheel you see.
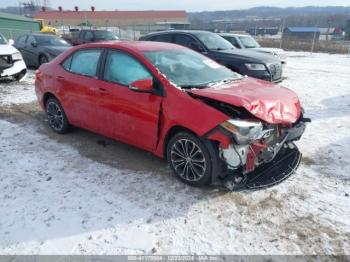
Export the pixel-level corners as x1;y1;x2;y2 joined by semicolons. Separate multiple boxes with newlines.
39;55;49;66
45;97;70;134
167;132;217;187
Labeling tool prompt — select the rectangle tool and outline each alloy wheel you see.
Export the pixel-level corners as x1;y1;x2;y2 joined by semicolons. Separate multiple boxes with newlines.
46;101;64;131
170;139;207;182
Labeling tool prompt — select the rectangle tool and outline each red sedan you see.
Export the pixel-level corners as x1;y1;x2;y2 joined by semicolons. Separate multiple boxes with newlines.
35;41;309;190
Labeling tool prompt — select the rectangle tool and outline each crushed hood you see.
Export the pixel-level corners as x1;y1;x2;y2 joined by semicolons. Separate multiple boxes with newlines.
188;77;301;124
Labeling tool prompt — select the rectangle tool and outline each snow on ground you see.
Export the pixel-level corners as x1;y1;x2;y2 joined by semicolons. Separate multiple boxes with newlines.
0;53;349;255
0;71;36;106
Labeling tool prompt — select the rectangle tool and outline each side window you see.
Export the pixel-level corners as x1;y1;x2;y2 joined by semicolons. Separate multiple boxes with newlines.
104;50;152;86
227;37;240;48
16;35;27;45
27;35;36;45
151;34;173;43
61;56;72;71
69;49;102;77
83;31;94;41
175;34;199;48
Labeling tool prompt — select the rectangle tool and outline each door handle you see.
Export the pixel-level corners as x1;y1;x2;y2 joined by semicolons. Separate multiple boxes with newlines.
98;87;109;95
56;76;65;81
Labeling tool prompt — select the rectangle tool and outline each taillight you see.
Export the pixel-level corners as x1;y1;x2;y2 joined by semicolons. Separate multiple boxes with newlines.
35;70;42;80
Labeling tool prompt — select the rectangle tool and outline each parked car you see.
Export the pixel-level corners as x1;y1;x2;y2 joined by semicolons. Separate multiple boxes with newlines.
14;33;71;67
139;30;283;83
220;33;287;64
62;29;119;46
0;32;27;81
35;41;309;190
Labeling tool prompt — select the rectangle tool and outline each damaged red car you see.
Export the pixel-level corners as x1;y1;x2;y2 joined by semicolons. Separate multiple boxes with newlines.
35;41;309;190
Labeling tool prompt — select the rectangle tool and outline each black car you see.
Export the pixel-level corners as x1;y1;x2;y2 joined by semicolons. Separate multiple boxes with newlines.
62;29;119;46
139;30;283;82
14;33;71;67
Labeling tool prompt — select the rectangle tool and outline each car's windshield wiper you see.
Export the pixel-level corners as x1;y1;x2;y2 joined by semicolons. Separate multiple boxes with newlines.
207;78;240;86
180;78;240;89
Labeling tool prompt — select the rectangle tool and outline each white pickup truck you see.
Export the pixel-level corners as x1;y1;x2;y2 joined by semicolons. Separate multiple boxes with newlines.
0;32;27;81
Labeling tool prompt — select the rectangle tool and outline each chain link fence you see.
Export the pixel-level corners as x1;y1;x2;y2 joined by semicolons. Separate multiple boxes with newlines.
257;37;350;54
0;28;39;41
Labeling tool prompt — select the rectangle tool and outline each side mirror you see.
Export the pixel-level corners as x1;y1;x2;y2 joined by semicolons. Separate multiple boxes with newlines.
31;41;37;47
8;39;14;45
129;78;153;93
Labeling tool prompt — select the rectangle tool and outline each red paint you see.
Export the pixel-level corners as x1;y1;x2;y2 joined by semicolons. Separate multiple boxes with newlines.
35;41;302;159
207;131;231;149
130;78;154;92
245;144;266;173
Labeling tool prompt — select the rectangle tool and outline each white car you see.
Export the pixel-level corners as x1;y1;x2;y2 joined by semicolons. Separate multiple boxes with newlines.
0;32;27;81
220;33;287;65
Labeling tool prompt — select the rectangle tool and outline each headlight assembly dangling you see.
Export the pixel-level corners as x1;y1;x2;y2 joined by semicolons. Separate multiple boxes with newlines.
220;119;272;144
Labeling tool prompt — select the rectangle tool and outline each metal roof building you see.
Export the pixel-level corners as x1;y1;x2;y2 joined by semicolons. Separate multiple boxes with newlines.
0;12;40;40
283;27;320;41
34;8;190;33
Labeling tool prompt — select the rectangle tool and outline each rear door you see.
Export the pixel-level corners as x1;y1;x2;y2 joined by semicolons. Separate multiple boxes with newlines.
56;48;103;133
14;35;28;59
25;35;39;66
95;49;163;151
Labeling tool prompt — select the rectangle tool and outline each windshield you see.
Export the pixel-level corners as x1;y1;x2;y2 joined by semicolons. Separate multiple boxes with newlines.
143;49;241;88
35;35;71;46
94;31;119;40
0;33;8;45
195;32;234;51
238;36;260;48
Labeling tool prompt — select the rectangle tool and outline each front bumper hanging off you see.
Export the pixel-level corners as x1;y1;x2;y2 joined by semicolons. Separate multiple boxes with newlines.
220;117;309;191
223;143;302;190
245;144;301;189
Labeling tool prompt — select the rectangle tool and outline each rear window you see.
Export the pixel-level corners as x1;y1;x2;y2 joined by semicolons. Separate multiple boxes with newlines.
149;34;173;43
62;49;102;77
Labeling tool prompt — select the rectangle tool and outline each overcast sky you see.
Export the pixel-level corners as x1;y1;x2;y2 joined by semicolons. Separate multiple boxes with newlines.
39;0;350;12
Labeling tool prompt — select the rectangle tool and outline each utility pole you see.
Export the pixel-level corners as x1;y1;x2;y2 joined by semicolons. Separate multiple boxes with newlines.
311;27;318;55
280;17;285;49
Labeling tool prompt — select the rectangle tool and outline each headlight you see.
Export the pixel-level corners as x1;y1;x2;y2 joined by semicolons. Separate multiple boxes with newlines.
220;119;270;144
245;63;266;71
11;52;23;61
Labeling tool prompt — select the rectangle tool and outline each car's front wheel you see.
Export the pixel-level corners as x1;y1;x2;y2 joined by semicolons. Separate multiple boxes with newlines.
167;132;218;187
45;97;70;134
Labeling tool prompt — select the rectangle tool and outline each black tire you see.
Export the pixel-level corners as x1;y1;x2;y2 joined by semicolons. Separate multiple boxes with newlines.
166;132;219;187
39;55;49;66
45;97;70;134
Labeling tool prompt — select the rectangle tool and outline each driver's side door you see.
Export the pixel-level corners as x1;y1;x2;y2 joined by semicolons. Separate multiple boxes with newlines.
95;49;163;151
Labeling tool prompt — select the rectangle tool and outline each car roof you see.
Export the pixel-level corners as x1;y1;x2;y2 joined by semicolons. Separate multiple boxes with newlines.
79;40;186;52
143;30;215;37
29;33;59;37
80;29;110;32
219;33;251;37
